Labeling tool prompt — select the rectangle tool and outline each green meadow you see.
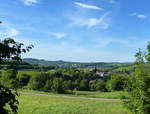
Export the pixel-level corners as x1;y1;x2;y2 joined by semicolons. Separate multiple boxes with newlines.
18;91;131;114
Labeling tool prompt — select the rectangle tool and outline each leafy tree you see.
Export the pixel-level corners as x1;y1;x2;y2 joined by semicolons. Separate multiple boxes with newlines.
44;79;53;91
0;85;18;114
0;69;19;89
65;80;74;91
123;46;150;114
0;38;33;63
146;42;150;63
78;79;89;91
106;74;128;92
18;74;31;87
28;73;48;90
0;36;33;114
51;78;66;93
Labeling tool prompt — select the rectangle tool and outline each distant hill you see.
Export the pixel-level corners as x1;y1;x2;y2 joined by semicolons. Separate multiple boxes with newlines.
23;58;131;68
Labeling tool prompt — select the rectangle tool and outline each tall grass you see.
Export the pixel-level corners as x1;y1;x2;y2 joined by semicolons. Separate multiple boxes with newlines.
18;94;131;114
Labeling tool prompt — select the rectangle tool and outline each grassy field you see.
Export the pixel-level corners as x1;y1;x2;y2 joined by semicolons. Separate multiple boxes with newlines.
18;91;131;114
19;89;127;99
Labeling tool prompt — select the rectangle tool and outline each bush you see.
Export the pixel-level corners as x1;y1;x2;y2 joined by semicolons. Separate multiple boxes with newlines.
28;73;48;90
106;74;128;92
124;64;150;114
44;79;53;91
123;46;150;114
90;80;107;92
78;79;89;91
18;74;31;87
0;85;18;114
51;78;66;93
0;69;19;89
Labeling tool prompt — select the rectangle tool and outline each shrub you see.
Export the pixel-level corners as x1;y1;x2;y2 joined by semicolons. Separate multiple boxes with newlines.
90;80;107;92
18;74;31;87
78;79;89;91
123;64;150;114
0;69;19;89
44;79;53;91
106;74;128;92
51;78;66;93
28;73;48;90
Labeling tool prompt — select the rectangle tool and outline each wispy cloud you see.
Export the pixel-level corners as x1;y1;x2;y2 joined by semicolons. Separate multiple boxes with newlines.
49;32;67;39
74;2;102;10
7;28;21;36
106;0;118;4
70;12;110;29
0;23;21;37
94;37;148;48
132;13;147;19
22;0;39;6
95;37;127;47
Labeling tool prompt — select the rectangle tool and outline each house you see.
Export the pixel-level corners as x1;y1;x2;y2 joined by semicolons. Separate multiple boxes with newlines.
96;71;105;77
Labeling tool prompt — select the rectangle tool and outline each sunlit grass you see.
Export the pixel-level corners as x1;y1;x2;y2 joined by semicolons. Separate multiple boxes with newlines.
18;89;127;99
18;94;131;114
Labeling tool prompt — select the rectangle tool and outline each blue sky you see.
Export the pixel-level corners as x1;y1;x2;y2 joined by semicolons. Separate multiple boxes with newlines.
0;0;150;62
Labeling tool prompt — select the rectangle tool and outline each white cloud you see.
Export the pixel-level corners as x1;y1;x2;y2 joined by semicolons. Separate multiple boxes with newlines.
94;37;148;49
70;12;109;29
132;13;147;19
0;23;21;37
106;0;117;4
7;28;21;36
49;32;67;39
137;14;146;19
22;0;39;6
95;37;127;47
74;2;102;10
100;23;110;30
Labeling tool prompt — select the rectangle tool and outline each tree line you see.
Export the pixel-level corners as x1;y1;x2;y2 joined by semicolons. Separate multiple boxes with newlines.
0;67;130;94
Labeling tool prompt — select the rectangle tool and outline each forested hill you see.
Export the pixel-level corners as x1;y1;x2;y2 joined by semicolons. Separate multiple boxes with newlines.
23;58;131;68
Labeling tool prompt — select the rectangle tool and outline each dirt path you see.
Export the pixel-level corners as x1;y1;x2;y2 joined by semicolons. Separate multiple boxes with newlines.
18;92;121;102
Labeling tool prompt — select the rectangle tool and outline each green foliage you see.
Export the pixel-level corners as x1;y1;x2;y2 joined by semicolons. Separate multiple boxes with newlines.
90;80;107;92
78;79;89;91
0;69;19;89
28;72;48;90
18;67;130;93
146;42;150;64
0;37;33;114
44;79;53;91
124;64;150;114
123;44;150;114
18;74;31;87
0;38;33;63
64;80;74;91
51;78;66;93
0;85;18;114
106;74;128;92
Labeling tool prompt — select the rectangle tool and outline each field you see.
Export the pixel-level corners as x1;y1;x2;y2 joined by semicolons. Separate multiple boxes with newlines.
17;91;131;114
19;89;127;99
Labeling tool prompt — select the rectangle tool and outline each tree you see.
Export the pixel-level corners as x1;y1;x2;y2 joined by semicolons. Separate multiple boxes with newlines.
18;74;31;87
106;74;128;92
0;69;19;89
90;80;107;92
78;79;89;91
123;45;150;114
51;78;66;93
0;37;33;114
28;72;48;90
